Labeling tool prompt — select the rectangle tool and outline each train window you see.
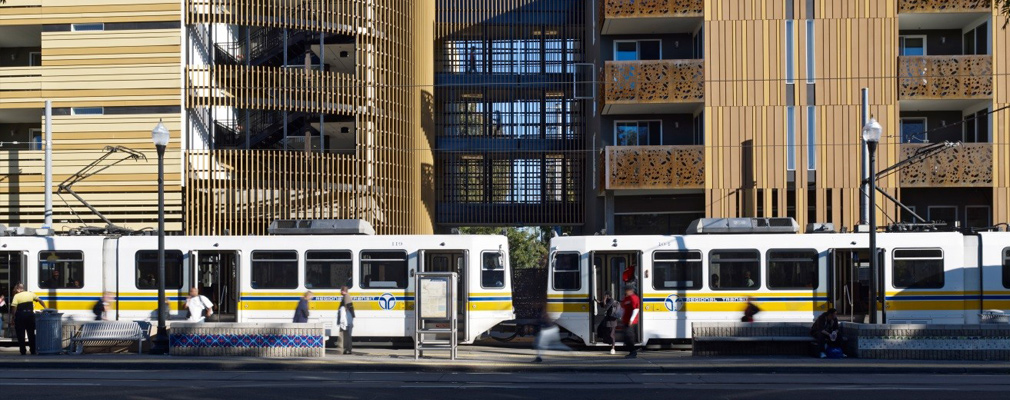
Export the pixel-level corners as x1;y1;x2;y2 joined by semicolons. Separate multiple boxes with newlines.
251;250;298;289
767;249;819;290
709;250;760;290
652;251;702;290
1003;248;1010;289
360;251;408;289
135;250;184;290
892;249;944;289
481;252;505;288
305;250;353;289
38;251;84;289
552;253;581;291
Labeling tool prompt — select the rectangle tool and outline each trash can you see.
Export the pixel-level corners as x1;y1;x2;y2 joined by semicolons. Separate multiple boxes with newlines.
36;309;64;355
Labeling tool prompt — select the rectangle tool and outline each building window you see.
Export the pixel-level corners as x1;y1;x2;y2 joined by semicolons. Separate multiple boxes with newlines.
39;251;85;289
964;109;989;143
785;20;795;84
766;249;818;289
652;251;702;290
250;251;298;289
900;118;928;143
72;23;105;32
709;250;760;290
805;20;815;83
481;252;506;289
360;251;408;289
899;36;926;56
29;52;41;67
135;250;184;290
966;206;991;230
892;249;944;289
806;106;816;170
963;21;988;55
787;107;796;170
928;206;957;226
305;250;352;289
613;40;661;61
72;107;104;115
615;120;662;146
552;252;580;291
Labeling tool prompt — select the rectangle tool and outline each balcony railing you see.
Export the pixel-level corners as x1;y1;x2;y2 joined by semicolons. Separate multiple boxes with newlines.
605;145;704;190
604;0;704;18
900;143;992;187
605;60;704;105
898;0;990;13
898;55;992;100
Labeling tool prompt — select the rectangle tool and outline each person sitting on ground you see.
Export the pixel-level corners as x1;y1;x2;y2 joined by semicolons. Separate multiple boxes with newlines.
811;308;842;358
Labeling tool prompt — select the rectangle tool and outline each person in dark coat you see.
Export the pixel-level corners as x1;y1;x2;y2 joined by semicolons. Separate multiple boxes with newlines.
293;291;313;323
741;297;760;322
596;293;618;354
92;292;112;321
811;308;841;358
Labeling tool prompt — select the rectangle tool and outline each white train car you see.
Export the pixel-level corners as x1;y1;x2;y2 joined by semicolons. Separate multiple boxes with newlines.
973;232;1010;314
0;236;107;321
1;233;513;343
547;219;986;346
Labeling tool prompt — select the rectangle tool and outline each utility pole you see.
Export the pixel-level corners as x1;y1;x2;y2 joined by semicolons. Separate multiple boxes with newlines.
44;100;53;229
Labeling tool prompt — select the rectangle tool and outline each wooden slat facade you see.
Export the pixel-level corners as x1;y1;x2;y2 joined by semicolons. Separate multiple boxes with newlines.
0;1;183;232
184;0;436;234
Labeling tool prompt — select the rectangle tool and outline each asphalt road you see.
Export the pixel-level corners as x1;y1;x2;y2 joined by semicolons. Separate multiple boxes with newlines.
2;369;1009;399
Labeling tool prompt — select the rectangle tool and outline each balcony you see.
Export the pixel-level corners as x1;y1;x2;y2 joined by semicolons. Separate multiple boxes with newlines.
900;143;992;187
605;145;704;190
898;55;991;102
603;60;704;115
898;0;990;13
602;0;704;34
0;67;42;108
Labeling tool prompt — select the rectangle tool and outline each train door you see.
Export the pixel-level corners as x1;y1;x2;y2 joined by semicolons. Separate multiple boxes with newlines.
421;250;467;341
588;251;641;345
0;251;25;338
190;251;240;322
829;249;875;323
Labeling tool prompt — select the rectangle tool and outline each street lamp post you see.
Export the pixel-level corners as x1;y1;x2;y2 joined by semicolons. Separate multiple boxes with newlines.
862;117;882;324
150;120;170;353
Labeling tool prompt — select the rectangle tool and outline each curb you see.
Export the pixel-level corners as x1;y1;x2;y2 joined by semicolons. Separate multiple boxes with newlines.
2;358;1008;375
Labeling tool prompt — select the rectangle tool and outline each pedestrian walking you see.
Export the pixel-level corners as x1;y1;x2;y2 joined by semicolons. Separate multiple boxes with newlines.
185;288;213;322
596;292;618;355
533;308;566;363
620;286;641;358
293;291;313;323
10;283;46;355
741;297;760;322
337;286;355;354
0;294;7;339
92;292;113;321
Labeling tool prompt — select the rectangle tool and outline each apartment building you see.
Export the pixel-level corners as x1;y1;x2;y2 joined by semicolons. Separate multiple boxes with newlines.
0;0;1005;236
591;0;1003;235
0;0;435;235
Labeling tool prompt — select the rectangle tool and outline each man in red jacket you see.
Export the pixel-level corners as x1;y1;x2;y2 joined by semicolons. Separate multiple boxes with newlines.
620;286;641;358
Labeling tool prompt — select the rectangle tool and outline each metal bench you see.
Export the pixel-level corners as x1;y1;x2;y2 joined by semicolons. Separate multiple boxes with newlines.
70;321;147;354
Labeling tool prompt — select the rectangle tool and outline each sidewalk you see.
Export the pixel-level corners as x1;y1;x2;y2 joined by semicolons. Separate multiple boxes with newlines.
1;344;1008;374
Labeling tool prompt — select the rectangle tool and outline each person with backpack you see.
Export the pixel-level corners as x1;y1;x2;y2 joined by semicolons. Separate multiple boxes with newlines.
185;288;214;322
596;293;618;354
811;308;842;358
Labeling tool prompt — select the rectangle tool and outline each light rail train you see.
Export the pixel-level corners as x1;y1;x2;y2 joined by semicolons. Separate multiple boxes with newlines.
0;232;513;343
547;218;1010;346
